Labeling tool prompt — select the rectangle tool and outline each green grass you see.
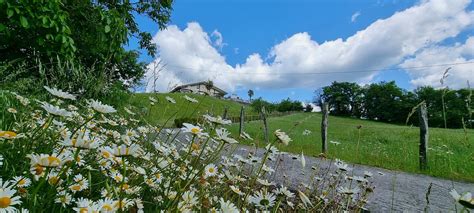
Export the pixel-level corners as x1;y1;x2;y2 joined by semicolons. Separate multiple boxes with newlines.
124;93;259;126
227;113;474;182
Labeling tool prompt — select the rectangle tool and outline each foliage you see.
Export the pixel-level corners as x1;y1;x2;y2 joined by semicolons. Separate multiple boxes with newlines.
0;0;173;89
250;98;276;113
276;98;304;112
304;104;313;112
363;81;414;123
0;60;131;104
321;81;363;117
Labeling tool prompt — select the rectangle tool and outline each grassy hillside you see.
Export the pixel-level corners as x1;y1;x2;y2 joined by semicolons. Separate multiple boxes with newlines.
227;113;474;182
124;93;258;126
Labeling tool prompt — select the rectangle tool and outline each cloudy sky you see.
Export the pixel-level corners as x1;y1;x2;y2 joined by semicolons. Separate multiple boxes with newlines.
128;0;474;102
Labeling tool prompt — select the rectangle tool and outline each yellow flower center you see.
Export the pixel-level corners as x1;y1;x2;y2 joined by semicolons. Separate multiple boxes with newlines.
121;183;129;190
155;173;161;179
49;176;59;185
102;204;113;211
191;143;200;151
71;139;77;146
18;179;26;186
60;196;67;203
102;151;111;158
0;196;12;208
191;128;200;134
71;185;81;191
44;156;60;166
79;207;88;213
0;131;17;139
34;165;44;175
208;168;215;173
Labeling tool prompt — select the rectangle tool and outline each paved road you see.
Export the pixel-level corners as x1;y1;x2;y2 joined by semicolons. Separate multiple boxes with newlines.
166;129;474;212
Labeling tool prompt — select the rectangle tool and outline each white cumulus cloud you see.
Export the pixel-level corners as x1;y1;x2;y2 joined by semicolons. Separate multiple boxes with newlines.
144;0;474;93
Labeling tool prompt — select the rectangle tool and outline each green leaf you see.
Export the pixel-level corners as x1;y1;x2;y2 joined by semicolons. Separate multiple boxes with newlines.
0;24;5;32
7;9;14;18
104;25;110;33
20;16;28;28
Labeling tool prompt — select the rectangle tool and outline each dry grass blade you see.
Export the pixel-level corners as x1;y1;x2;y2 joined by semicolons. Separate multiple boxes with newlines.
405;101;426;125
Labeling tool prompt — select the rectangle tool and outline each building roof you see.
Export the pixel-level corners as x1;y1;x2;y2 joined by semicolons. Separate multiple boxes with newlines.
170;81;227;95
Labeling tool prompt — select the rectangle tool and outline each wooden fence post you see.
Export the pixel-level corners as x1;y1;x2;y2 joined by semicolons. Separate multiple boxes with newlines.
261;106;269;143
321;102;329;154
419;102;429;170
239;106;245;136
222;106;228;119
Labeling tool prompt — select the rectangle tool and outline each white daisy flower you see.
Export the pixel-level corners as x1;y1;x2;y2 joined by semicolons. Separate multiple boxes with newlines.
55;191;72;207
204;164;218;178
7;108;17;114
240;131;254;141
450;189;474;209
44;86;76;100
338;186;359;195
335;159;351;172
181;123;207;137
89;100;116;113
12;176;31;188
124;107;136;115
274;186;295;198
302;129;311;135
249;190;276;209
165;96;176;104
216;128;238;144
203;114;231;125
0;179;22;211
219;198;239;213
274;129;291;146
148;96;158;103
40;102;72;117
183;95;198;103
229;185;244;196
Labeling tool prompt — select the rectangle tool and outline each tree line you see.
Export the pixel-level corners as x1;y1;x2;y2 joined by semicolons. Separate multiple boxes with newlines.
250;98;306;113
317;81;472;129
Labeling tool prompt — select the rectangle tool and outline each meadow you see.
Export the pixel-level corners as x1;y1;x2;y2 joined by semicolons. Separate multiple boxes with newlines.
227;113;474;182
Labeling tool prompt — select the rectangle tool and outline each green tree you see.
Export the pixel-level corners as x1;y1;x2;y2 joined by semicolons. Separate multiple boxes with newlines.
415;86;472;128
321;81;363;117
363;81;411;123
0;0;173;89
248;89;254;101
250;98;275;113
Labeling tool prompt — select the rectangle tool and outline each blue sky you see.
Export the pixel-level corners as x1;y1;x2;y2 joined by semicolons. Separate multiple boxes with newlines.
127;0;474;102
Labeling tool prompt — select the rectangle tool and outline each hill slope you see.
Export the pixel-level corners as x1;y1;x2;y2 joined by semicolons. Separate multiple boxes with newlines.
124;93;255;126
